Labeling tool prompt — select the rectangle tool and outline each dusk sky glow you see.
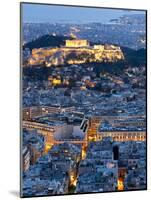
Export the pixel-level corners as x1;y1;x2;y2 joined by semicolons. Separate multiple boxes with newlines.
22;3;145;24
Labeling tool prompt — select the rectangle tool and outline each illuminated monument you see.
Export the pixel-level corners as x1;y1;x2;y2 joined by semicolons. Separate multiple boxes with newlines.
28;38;125;66
65;39;90;48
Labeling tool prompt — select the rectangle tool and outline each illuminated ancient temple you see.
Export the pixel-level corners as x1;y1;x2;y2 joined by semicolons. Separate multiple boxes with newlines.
65;39;90;48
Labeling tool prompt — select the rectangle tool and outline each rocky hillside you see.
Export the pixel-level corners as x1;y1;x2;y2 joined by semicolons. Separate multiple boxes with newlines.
27;45;124;67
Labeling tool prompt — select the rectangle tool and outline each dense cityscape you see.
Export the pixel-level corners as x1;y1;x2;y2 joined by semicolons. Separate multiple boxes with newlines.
21;4;146;197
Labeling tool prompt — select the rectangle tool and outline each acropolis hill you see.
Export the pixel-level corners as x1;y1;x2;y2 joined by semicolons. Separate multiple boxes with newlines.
28;39;125;66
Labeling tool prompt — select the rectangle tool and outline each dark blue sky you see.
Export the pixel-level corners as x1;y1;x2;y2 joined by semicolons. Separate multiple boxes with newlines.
22;3;145;23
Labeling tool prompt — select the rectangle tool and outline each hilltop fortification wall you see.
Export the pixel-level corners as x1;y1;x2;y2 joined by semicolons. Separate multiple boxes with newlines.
28;41;124;66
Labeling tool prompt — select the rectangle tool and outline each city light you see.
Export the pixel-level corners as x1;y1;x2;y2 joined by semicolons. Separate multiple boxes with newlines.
118;178;124;191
